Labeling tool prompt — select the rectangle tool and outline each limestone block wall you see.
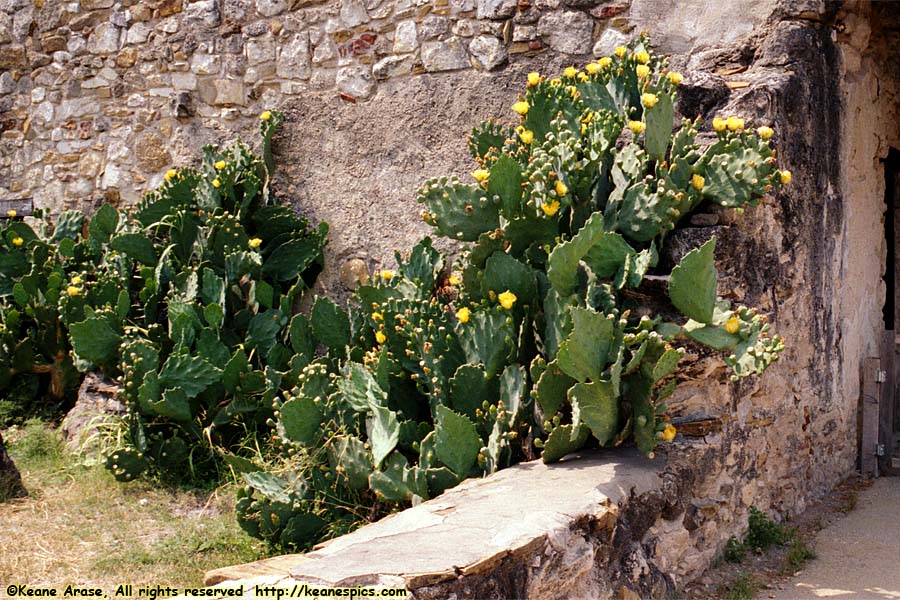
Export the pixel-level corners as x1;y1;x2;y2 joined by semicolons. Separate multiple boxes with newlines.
1;0;896;594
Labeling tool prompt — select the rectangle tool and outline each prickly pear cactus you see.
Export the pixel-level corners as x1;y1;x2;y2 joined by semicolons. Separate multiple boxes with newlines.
417;35;786;460
0;111;328;482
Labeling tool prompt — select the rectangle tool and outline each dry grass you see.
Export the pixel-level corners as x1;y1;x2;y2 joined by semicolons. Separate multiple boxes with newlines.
0;420;270;593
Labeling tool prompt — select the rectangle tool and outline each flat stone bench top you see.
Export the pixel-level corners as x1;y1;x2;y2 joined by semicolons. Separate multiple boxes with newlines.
202;449;662;595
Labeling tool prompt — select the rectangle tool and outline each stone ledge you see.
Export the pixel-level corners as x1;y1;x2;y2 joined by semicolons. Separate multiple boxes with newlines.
201;450;664;598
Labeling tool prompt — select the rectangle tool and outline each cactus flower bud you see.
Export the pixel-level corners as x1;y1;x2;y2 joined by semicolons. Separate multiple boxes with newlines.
641;93;658;108
662;423;678;442
691;174;705;191
726;116;744;132
541;200;560;217
757;126;774;140
498;290;517;310
554;180;568;196
472;169;489;183
725;316;741;334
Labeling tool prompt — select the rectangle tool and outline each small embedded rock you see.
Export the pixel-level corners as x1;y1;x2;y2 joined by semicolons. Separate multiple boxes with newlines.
468;35;507;71
336;65;375;100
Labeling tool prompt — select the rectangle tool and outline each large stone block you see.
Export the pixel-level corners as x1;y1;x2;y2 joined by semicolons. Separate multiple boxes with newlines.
421;36;469;72
276;32;311;80
537;10;593;55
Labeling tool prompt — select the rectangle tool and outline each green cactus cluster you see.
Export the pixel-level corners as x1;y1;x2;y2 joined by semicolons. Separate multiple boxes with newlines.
233;36;788;552
234;238;532;549
2;36;789;555
0;113;328;479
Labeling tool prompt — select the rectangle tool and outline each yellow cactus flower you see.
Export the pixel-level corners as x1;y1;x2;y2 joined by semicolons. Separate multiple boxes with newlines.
554;180;568;196
449;274;461;285
549;78;561;87
662;424;677;442
212;178;221;188
563;66;577;79
248;237;262;249
214;160;226;170
725;316;740;334
6;209;15;218
757;126;774;140
780;170;792;185
519;129;534;145
712;117;727;132
641;92;658;108
527;72;541;87
577;72;589;82
498;290;517;310
11;236;23;247
566;85;579;99
380;269;395;280
512;101;529;116
375;330;387;344
598;56;612;68
371;312;384;322
67;285;80;297
71;276;82;285
472;169;489;183
164;169;178;181
628;120;646;134
691;174;705;191
636;64;650;79
614;46;627;58
260;110;272;121
667;72;683;85
585;62;600;75
726;116;744;132
541;200;560;217
634;50;650;64
456;307;471;323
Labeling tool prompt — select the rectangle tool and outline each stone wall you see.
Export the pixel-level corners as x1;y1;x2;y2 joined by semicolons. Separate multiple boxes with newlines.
3;0;897;595
1;0;781;293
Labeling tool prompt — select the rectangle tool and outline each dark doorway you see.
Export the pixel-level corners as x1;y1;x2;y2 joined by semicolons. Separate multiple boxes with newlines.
886;148;900;467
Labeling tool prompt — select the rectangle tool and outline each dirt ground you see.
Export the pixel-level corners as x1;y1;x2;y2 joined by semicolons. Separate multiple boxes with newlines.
762;476;900;600
683;476;877;599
